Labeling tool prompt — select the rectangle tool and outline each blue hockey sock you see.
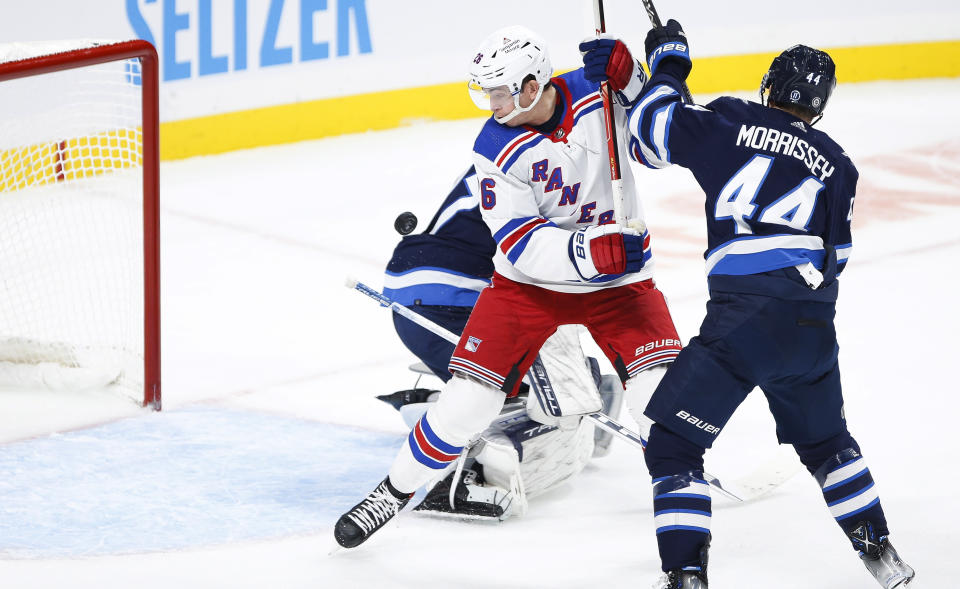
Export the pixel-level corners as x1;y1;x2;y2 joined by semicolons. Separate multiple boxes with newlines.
813;447;889;545
651;472;712;573
645;424;710;572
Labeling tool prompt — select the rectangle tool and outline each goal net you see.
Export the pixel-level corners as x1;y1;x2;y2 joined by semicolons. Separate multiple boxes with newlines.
0;40;160;409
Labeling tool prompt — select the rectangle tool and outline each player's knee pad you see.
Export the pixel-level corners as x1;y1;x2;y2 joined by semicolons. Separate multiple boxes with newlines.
428;374;506;443
623;364;668;441
794;430;860;475
644;423;706;479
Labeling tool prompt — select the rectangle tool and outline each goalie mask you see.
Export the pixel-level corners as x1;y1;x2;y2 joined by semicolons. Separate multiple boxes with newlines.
467;25;553;124
760;44;836;124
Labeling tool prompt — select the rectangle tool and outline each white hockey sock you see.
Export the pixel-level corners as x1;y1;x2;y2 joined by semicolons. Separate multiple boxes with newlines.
389;375;505;493
624;364;668;443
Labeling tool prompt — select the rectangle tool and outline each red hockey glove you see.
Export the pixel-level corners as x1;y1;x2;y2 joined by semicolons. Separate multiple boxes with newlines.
570;224;647;281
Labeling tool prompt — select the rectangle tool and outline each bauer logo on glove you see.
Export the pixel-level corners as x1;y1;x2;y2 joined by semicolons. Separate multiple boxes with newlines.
568;223;649;282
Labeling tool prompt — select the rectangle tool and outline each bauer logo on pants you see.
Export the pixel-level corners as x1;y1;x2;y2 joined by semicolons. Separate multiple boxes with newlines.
465;336;483;352
676;410;721;435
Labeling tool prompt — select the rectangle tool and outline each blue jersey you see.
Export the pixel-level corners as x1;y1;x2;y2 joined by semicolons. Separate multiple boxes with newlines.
628;78;857;295
383;166;496;307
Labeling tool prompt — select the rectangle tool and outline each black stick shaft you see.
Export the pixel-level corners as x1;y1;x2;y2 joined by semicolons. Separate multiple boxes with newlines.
640;0;694;104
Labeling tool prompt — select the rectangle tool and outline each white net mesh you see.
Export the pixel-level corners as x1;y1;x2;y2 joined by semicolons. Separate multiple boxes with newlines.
0;42;146;399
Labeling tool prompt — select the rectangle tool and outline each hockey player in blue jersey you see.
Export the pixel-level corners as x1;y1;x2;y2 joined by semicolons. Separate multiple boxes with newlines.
610;19;916;589
382;166;495;384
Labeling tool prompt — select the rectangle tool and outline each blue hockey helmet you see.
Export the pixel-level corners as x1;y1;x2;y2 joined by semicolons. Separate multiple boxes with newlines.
760;45;836;121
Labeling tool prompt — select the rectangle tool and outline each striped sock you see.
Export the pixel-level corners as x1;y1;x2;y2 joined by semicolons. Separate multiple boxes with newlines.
407;413;464;470
652;471;712;572
814;448;888;542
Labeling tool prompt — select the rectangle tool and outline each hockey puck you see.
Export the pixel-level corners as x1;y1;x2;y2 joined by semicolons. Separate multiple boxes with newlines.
394;211;418;235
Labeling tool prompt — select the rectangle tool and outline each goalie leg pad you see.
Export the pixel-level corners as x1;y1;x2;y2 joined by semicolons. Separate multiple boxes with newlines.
516;418;594;499
526;324;603;426
414;407;598;519
478;414;595;505
389;374;506;493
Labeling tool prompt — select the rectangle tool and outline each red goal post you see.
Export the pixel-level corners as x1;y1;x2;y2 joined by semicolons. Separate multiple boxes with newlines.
0;40;161;409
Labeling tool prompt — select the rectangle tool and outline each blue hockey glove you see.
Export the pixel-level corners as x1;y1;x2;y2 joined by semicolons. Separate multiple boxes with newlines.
644;19;691;81
579;35;648;106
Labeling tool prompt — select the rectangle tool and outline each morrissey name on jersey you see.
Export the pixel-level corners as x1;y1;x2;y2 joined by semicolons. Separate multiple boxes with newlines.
736;124;835;181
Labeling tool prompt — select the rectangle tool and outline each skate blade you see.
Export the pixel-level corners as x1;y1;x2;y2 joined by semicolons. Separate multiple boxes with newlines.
412;509;505;523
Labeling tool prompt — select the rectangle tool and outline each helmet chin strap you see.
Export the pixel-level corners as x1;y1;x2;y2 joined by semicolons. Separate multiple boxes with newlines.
494;83;545;125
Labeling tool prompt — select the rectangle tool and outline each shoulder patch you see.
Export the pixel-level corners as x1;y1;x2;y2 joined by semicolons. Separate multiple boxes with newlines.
556;68;600;104
473;118;547;172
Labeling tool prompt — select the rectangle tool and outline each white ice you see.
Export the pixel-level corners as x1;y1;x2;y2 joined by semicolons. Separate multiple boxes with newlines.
0;78;958;588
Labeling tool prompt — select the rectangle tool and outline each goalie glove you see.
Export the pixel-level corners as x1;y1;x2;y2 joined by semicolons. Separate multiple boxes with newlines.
569;223;648;282
579;35;648;106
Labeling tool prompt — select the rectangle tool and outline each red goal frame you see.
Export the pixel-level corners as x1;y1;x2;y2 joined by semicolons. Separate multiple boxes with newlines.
0;40;161;409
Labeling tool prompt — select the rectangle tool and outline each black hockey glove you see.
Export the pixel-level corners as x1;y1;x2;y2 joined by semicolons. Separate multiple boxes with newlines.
644;19;691;82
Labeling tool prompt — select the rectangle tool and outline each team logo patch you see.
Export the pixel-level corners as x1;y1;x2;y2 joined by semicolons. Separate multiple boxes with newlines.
790;89;801;102
474;53;483;64
465;336;483;352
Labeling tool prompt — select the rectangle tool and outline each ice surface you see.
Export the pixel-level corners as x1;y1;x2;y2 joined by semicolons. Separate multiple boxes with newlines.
0;79;957;588
0;408;401;558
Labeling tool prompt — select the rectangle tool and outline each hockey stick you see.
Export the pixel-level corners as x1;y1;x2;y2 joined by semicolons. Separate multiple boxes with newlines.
638;0;694;104
345;278;807;503
348;278;461;344
592;0;627;224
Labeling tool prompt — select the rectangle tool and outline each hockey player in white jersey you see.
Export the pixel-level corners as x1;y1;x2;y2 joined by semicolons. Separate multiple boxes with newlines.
335;25;682;549
380;166;626;520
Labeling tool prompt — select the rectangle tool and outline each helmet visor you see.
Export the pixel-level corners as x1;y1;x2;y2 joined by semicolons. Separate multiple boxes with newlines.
468;82;516;112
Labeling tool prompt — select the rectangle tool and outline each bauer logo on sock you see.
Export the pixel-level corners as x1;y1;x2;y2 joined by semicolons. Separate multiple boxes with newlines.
465;336;483;352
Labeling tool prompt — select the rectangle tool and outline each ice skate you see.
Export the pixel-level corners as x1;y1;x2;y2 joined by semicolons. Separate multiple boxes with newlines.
848;521;915;587
652;568;708;589
413;464;513;520
375;388;438;410
333;477;412;548
860;538;916;588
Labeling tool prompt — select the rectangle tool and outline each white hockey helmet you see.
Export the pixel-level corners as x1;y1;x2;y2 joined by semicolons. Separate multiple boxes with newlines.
467;25;553;124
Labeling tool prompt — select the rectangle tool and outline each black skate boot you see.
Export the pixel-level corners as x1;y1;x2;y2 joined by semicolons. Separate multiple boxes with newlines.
333;477;413;548
849;521;916;588
375;388;438;410
413;464;510;519
654;569;708;589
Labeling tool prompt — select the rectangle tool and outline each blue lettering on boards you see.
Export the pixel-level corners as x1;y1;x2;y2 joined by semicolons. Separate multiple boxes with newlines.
163;0;191;80
199;0;229;75
261;0;293;67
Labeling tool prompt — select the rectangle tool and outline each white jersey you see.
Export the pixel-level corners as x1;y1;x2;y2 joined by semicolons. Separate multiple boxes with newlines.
471;68;654;293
